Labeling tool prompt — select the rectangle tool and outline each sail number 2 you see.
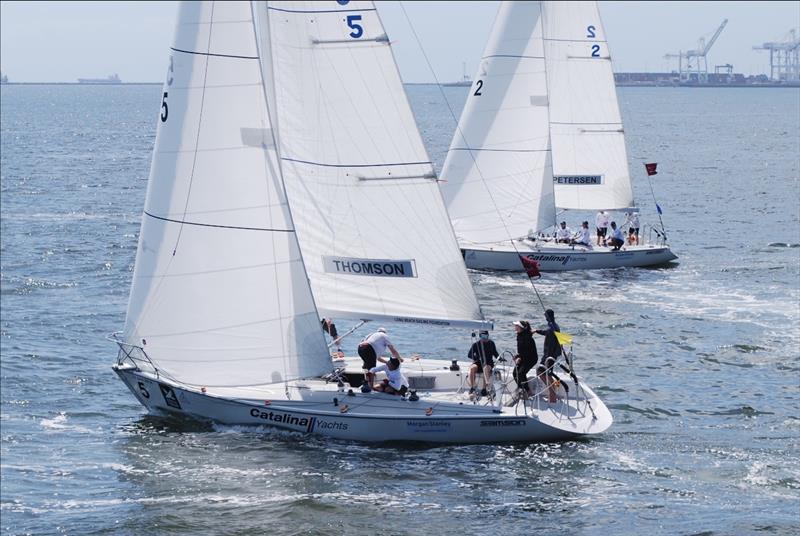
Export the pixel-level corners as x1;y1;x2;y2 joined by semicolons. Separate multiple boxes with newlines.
587;26;600;58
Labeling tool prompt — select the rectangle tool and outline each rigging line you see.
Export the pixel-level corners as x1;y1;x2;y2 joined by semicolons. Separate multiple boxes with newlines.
644;167;667;239
173;1;216;256
144;211;294;232
398;1;547;313
169;47;258;60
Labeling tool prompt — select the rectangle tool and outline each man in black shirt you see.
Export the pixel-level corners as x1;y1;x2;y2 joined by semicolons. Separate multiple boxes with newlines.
467;330;498;397
535;309;562;403
512;320;538;397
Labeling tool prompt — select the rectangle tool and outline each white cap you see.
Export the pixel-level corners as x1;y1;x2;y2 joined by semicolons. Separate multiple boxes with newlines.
376;327;387;333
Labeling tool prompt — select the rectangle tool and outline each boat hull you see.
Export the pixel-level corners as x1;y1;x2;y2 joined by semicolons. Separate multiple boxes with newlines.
114;364;612;444
463;241;678;271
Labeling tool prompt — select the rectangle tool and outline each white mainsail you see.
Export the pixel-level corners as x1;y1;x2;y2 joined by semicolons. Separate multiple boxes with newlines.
123;2;330;387
542;1;635;211
265;1;488;328
440;1;555;243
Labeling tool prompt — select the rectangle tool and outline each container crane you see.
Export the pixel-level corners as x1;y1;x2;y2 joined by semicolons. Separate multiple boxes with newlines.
665;19;728;84
754;29;800;82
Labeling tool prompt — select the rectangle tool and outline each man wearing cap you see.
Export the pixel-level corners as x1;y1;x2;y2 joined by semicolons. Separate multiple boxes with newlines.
467;330;499;397
555;221;572;244
358;328;402;393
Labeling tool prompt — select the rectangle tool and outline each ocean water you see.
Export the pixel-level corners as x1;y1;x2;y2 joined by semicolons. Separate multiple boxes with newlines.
1;84;799;535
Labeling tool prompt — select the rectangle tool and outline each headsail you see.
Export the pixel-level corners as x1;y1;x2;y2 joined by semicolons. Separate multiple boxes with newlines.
123;1;330;387
264;1;489;329
542;1;635;211
440;1;556;242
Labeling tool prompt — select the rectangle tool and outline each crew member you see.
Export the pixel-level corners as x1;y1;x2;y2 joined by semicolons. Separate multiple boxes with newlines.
467;330;498;397
357;328;402;393
535;309;562;403
512;320;538;397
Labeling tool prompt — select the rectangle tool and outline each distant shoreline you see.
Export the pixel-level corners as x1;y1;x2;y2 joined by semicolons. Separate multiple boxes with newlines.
1;81;797;89
1;82;162;86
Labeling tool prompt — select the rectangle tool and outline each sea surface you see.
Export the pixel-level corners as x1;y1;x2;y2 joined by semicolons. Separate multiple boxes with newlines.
1;83;799;535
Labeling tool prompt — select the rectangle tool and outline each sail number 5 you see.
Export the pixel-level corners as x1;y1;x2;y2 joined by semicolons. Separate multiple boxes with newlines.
161;56;173;123
160;92;169;122
346;14;363;38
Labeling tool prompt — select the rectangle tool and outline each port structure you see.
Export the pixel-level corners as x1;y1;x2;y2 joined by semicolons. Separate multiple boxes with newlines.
754;29;800;83
665;19;728;84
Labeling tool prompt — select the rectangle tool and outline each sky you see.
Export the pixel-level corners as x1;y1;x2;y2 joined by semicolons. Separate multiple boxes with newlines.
1;1;798;83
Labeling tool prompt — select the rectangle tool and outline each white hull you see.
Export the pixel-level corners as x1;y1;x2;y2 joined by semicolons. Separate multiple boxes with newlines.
113;358;612;444
462;240;678;272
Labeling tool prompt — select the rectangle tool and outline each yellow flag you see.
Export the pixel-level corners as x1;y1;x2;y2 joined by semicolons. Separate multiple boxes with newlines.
555;331;573;346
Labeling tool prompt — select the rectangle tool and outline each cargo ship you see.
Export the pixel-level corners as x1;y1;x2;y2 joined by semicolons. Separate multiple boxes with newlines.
77;74;121;84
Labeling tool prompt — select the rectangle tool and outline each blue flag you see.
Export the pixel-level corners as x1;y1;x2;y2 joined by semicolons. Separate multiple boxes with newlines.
656;203;663;215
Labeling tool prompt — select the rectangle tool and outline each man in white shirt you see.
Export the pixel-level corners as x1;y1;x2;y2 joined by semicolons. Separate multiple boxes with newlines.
357;327;402;392
607;221;625;251
555;221;572;243
369;357;409;395
571;221;592;247
595;211;609;245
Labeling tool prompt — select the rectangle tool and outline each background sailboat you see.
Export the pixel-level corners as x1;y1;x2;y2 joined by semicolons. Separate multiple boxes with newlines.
112;0;612;443
440;0;677;272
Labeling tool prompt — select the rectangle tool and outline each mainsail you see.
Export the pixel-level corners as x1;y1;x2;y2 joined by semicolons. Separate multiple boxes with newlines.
542;1;635;211
123;2;330;387
440;1;556;243
264;1;488;328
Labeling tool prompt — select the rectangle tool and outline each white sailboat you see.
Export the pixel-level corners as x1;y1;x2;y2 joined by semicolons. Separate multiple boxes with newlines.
440;1;677;272
111;0;611;443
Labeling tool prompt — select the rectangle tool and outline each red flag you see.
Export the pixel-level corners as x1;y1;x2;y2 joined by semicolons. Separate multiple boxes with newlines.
519;255;541;278
645;162;658;176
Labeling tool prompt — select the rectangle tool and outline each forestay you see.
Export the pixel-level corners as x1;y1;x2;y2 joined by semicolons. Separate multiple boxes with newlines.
440;1;556;243
123;1;331;387
542;1;635;211
264;1;488;328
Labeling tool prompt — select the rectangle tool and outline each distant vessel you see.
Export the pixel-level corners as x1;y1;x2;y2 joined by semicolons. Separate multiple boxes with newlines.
77;74;121;84
441;62;473;87
441;1;677;272
0;72;8;84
